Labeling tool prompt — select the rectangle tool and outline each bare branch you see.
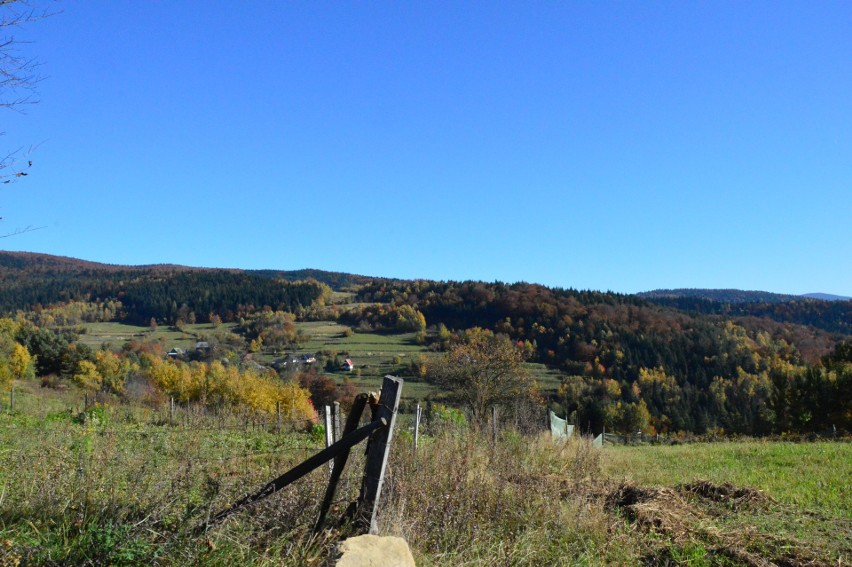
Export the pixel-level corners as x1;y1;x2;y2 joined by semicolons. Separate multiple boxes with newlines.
1;0;54;224
0;224;45;238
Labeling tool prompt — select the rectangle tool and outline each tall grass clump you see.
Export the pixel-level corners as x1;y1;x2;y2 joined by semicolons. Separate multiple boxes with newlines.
380;428;636;566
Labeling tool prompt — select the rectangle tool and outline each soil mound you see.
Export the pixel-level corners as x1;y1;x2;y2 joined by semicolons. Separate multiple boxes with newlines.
680;480;774;507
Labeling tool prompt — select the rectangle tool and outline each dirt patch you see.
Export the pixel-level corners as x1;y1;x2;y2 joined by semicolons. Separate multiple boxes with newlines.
607;483;713;544
679;481;774;508
606;482;826;567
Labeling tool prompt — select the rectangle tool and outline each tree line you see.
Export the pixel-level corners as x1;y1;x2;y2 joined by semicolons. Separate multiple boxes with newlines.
0;259;330;325
354;280;851;435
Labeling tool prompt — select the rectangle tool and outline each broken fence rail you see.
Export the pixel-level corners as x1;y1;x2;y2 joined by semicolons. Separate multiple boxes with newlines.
195;375;403;537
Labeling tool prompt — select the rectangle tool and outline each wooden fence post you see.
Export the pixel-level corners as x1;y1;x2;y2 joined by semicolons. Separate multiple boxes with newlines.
314;394;369;533
169;397;175;425
332;401;341;442
356;375;403;535
413;403;421;456
276;401;281;433
9;388;14;412
324;405;334;473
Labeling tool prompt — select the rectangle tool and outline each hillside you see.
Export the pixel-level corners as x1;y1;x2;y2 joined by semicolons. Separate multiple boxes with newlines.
0;251;373;289
0;251;332;324
637;288;851;335
638;288;801;304
1;252;850;436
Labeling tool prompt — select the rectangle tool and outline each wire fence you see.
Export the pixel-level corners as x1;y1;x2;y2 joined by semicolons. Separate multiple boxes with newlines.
0;387;338;487
0;386;321;432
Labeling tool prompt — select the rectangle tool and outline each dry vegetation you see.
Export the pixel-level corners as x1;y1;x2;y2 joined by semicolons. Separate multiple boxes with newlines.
1;382;850;566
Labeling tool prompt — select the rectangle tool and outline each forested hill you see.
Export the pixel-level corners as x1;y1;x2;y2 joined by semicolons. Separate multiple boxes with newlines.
352;280;850;434
0;251;336;324
249;268;378;289
638;289;802;304
0;252;374;289
2;252;850;434
638;289;852;335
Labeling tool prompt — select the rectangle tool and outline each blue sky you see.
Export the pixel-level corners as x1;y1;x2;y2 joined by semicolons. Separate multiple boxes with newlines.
2;1;850;295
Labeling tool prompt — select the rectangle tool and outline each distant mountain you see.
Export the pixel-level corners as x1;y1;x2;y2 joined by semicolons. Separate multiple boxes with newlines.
638;288;800;304
0;251;376;323
801;293;851;302
637;288;851;335
0;251;375;290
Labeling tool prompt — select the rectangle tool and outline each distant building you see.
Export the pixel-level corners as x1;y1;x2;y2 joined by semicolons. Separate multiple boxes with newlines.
167;348;186;358
342;359;354;371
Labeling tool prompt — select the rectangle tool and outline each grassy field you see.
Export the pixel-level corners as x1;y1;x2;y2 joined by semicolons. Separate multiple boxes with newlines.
600;441;852;564
77;322;235;351
602;441;852;517
1;381;850;566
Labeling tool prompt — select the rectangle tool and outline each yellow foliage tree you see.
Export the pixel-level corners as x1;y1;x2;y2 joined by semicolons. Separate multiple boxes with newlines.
94;350;139;394
73;360;102;390
10;343;35;380
141;355;316;425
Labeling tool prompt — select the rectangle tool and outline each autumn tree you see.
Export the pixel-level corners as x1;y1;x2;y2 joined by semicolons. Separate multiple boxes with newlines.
430;327;534;425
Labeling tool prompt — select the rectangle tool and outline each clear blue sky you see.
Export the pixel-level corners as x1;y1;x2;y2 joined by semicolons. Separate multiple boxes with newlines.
2;1;850;295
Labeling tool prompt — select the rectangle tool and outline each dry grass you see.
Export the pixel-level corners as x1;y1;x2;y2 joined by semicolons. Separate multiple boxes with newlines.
379;430;637;566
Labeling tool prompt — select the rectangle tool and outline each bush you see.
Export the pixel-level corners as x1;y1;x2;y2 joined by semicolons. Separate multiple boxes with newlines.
75;402;108;426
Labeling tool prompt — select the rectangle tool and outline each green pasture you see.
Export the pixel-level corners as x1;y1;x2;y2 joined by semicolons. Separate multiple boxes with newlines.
602;441;852;517
77;322;237;351
600;441;852;562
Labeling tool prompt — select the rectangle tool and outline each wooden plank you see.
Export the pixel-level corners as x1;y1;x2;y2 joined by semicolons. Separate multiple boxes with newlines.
314;393;369;533
197;412;381;534
356;375;403;534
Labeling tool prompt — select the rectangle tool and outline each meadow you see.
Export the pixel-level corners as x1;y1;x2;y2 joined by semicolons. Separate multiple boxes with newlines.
75;321;565;403
1;380;849;566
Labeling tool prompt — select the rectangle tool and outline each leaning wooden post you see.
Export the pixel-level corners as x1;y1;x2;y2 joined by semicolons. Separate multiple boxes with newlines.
324;405;334;473
276;401;282;433
169;397;175;425
356;375;403;535
332;401;342;442
9;387;14;412
413;404;421;456
314;394;369;533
